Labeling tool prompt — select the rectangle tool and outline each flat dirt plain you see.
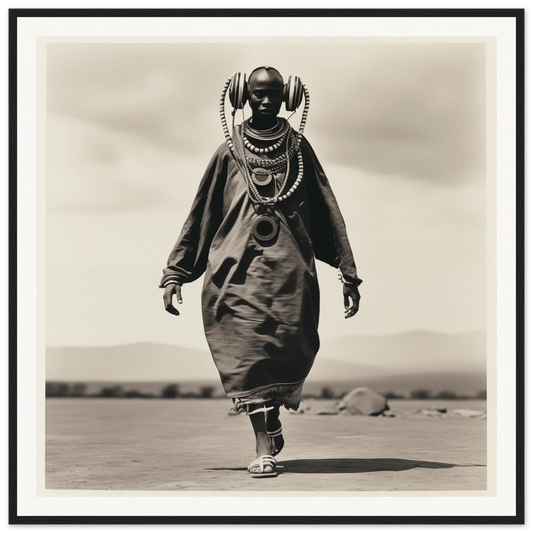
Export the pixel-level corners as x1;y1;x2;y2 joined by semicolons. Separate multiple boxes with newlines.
46;398;487;492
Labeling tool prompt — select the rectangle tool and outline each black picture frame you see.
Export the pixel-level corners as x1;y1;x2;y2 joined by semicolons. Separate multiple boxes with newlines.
2;2;531;531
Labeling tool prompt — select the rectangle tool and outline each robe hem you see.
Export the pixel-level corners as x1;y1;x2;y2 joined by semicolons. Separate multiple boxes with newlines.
228;380;305;412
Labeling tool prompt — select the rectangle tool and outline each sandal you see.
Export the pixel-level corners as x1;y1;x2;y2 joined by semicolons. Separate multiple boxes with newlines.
267;425;284;457
247;455;278;478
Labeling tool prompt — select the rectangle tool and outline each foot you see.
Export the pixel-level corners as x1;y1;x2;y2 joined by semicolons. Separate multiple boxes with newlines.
266;403;284;456
252;430;274;475
248;455;278;478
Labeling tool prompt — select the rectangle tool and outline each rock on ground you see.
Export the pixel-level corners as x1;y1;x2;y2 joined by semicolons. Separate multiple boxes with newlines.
452;409;486;418
336;387;389;416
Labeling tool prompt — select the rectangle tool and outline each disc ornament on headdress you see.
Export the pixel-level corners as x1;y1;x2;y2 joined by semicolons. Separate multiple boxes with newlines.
219;68;310;208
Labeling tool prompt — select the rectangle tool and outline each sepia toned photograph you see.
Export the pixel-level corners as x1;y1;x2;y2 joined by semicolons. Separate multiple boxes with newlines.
44;37;489;490
10;9;523;524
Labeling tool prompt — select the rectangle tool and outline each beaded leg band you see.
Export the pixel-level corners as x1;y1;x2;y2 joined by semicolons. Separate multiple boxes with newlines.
246;405;275;416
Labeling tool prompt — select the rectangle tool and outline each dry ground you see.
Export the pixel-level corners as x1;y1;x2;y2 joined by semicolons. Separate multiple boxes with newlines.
46;398;487;491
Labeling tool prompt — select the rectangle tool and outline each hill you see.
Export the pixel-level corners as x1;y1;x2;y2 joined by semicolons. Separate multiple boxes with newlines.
47;331;485;395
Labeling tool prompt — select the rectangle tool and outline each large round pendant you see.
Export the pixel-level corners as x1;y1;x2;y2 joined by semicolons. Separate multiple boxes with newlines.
251;167;272;187
252;214;279;243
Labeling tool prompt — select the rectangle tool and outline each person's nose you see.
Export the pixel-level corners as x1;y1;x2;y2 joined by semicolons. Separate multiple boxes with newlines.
262;96;272;106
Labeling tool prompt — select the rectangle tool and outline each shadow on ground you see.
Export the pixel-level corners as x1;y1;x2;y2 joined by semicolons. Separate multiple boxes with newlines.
208;458;485;474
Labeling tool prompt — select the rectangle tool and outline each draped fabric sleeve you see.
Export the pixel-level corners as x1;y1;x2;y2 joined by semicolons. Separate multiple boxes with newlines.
301;137;363;287
159;145;229;288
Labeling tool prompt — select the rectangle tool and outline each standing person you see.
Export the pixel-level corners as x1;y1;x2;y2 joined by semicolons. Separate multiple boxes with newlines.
161;66;362;478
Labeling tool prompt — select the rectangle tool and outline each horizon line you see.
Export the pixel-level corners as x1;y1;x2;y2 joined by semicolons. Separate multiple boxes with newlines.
46;329;487;350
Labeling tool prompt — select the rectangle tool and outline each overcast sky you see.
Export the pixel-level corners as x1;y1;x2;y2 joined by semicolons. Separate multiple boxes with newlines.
45;41;487;349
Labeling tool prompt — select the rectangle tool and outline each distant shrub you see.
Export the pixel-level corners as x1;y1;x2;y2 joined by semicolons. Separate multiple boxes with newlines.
46;382;70;397
123;390;154;398
433;390;457;400
46;382;89;398
320;387;335;399
99;385;123;398
383;391;404;399
410;389;431;399
70;384;86;397
475;390;487;399
199;386;215;398
161;384;180;399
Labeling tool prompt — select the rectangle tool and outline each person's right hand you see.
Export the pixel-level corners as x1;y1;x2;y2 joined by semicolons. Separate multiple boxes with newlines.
163;283;182;316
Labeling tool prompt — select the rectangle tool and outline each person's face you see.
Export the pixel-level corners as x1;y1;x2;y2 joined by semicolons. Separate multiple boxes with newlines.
248;70;284;125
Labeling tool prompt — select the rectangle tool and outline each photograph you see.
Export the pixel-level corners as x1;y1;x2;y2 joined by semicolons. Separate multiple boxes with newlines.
10;8;523;524
44;38;489;491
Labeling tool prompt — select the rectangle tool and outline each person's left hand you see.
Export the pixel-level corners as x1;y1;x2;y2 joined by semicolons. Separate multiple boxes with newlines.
343;284;361;319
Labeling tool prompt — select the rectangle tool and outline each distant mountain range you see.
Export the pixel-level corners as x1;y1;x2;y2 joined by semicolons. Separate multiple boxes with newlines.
47;331;486;395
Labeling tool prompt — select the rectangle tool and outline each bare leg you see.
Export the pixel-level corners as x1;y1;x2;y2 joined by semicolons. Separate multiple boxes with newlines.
266;402;281;432
248;404;274;472
266;401;284;456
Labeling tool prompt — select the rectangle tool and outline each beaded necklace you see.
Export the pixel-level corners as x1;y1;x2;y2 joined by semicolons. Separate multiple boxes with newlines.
243;134;286;154
244;117;290;141
242;117;290;155
245;135;298;171
233;124;292;205
245;117;288;136
245;118;281;137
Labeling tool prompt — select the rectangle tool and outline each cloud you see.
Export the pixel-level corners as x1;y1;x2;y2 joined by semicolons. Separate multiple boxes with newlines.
47;43;241;155
47;42;486;188
47;114;212;212
302;44;486;185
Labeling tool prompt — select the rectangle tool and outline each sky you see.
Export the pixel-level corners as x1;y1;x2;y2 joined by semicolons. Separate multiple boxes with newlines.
45;40;487;349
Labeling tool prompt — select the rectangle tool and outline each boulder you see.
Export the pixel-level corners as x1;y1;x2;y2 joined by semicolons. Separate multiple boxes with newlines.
452;409;486;418
336;387;389;416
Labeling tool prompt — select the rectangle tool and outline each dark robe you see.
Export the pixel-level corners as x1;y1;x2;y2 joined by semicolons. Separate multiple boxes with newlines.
160;135;361;411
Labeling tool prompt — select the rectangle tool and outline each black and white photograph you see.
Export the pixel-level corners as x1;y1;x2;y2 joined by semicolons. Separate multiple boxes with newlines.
9;9;523;524
45;39;488;489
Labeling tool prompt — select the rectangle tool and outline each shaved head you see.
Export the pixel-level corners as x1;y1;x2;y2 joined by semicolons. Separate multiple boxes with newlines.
248;66;284;89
